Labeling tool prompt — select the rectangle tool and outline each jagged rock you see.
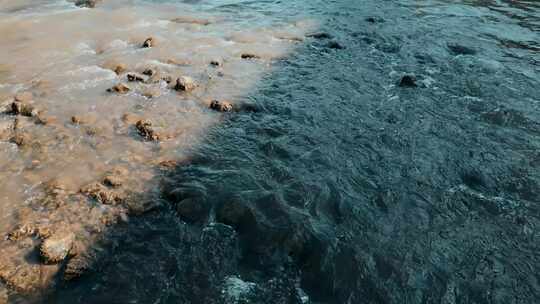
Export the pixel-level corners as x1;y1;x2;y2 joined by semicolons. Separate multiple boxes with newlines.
103;167;128;188
0;263;41;293
399;75;417;87
80;182;124;205
210;60;222;67
210;100;233;112
135;119;160;141
241;53;260;60
75;0;101;8
174;76;196;92
127;73;148;82
14;92;33;102
142;68;157;77
142;37;155;48
40;232;75;264
107;83;130;94
11;101;37;117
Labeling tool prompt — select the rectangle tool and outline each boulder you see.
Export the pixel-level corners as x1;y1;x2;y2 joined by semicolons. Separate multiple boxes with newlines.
40;232;75;264
142;37;155;48
107;83;130;94
174;76;196;92
135;119;160;141
210;100;233;112
127;73;148;82
398;75;417;87
75;0;101;8
11;101;37;117
241;53;260;60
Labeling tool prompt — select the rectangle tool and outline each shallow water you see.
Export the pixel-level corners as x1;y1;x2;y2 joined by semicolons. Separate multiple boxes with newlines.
1;0;539;303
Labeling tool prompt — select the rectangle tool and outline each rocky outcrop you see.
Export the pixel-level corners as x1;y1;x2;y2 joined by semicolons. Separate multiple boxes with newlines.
40;232;75;264
107;83;130;94
142;37;155;48
174;76;196;92
210;100;233;112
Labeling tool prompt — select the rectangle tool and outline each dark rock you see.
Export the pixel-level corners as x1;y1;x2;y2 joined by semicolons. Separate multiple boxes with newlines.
135;119;160;141
210;100;233;112
210;60;222;67
447;43;477;55
75;0;101;8
174;76;196;92
398;75;417;87
40;232;75;264
80;182;124;205
326;41;345;49
11;101;36;117
142;37;155;48
142;68;157;77
127;73;147;82
107;83;130;94
176;198;210;222
306;32;332;39
241;53;260;60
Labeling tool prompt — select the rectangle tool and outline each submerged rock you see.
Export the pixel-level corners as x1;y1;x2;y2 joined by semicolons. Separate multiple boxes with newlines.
447;43;477;55
0;119;13;141
210;100;233;112
127;73;148;83
176;198;210;222
398;75;417;87
135;119;156;140
75;0;101;8
0;263;41;293
241;53;260;60
142;37;155;48
306;32;333;39
326;41;345;49
40;232;75;264
174;76;196;92
107;83;130;94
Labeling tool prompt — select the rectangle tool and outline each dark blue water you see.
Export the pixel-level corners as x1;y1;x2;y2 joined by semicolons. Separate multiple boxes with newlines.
35;0;540;303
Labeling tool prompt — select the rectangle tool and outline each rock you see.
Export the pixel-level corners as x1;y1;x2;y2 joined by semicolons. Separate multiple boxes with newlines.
216;200;256;231
80;182;122;205
210;60;222;67
174;76;196;92
135;119;160;141
0;263;41;293
11;101;37;117
326;41;345;49
221;276;258;304
176;198;210;222
447;43;477;56
64;250;96;281
241;53;260;60
398;75;417;87
161;75;173;84
142;37;155;48
142;68;157;77
121;113;141;125
75;0;101;8
127;73;148;82
210;100;233;112
107;83;130;94
113;64;127;75
71;114;96;125
14;92;33;102
40;232;75;264
306;32;332;39
103;167;128;188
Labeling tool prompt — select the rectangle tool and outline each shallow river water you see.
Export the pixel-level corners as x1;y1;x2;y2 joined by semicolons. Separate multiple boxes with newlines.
0;0;539;303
